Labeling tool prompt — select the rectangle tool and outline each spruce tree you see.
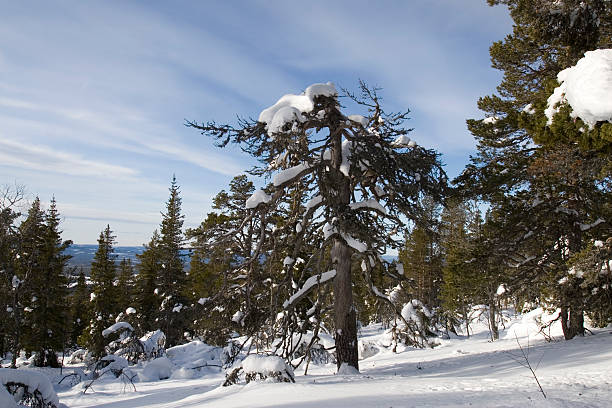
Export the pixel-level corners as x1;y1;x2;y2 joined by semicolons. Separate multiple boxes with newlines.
70;268;90;347
27;198;72;367
86;225;118;358
11;198;46;366
157;176;187;347
116;258;134;314
134;231;162;334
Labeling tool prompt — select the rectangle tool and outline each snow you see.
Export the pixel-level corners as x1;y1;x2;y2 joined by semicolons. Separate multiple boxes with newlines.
102;321;134;337
340;139;352;177
241;355;290;375
482;116;499;124
0;368;60;407
273;162;310;187
347;114;368;127
546;49;612;128
523;103;536;114
349;198;387;215
391;135;412;147
396;263;404;276
579;218;605;231
283;270;336;308
56;308;612;408
496;284;506;296
305;195;322;210
126;307;136;315
259;83;337;136
140;357;174;382
245;190;271;209
283;256;294;267
232;310;244;325
198;297;209;305
336;362;360;375
342;234;367;252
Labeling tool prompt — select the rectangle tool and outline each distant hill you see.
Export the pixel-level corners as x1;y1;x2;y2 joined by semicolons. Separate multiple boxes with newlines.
65;244;396;274
65;244;146;273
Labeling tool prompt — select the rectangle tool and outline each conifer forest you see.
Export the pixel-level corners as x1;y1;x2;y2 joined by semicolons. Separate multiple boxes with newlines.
1;1;612;407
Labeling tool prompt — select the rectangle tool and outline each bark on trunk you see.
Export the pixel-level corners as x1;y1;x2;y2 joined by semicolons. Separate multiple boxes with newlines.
561;305;585;340
488;295;499;341
332;239;358;371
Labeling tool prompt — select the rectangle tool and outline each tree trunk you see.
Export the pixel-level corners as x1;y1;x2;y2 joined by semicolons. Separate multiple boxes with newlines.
560;305;585;340
332;239;358;371
488;293;499;341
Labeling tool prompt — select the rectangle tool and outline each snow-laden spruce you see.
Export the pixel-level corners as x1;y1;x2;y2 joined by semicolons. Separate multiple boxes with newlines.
188;81;446;372
546;48;612;128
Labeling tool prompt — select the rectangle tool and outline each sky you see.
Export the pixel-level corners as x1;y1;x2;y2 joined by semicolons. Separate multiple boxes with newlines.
0;1;513;246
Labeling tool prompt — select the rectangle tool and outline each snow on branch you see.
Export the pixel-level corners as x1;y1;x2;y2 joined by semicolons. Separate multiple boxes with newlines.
546;49;612;128
579;218;605;231
349;198;387;215
283;270;336;308
102;322;134;337
259;82;337;136
273;162;312;187
245;190;271;209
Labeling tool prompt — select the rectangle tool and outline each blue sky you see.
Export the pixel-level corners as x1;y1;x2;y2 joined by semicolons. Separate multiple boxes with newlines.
0;1;512;245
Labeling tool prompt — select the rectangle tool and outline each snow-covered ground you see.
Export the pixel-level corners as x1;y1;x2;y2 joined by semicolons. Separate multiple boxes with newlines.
6;309;612;407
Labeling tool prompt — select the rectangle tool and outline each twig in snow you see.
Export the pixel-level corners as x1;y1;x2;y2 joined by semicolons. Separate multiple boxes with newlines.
506;333;546;399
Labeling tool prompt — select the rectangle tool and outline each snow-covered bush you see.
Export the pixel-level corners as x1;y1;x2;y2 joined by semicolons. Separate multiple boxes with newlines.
395;299;439;348
223;354;295;386
0;368;64;408
93;355;128;379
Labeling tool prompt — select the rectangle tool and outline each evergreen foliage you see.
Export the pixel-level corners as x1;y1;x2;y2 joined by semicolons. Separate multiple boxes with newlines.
188;82;446;370
455;0;612;339
134;231;162;335
156;176;188;347
70;268;90;347
86;225;119;358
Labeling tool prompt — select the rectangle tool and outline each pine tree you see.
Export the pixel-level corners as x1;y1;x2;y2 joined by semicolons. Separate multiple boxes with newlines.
188;82;446;371
456;0;612;339
86;225;118;358
157;176;187;347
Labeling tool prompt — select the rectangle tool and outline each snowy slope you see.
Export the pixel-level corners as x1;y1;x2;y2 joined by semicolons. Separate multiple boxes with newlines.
49;312;612;407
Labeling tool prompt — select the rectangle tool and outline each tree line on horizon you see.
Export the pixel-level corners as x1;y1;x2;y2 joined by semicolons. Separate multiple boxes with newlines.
1;0;611;372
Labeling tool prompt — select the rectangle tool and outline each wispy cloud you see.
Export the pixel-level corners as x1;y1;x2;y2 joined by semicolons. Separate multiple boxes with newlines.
0;138;138;179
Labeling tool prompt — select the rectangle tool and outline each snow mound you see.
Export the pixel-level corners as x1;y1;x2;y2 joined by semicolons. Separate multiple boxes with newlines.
337;362;359;375
241;355;288;374
259;82;337;136
0;368;61;407
504;307;562;340
140;357;174;382
166;340;222;371
546;48;612;128
240;355;295;383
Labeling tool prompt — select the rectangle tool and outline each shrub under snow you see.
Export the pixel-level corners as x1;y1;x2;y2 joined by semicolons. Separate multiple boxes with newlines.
0;368;64;408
